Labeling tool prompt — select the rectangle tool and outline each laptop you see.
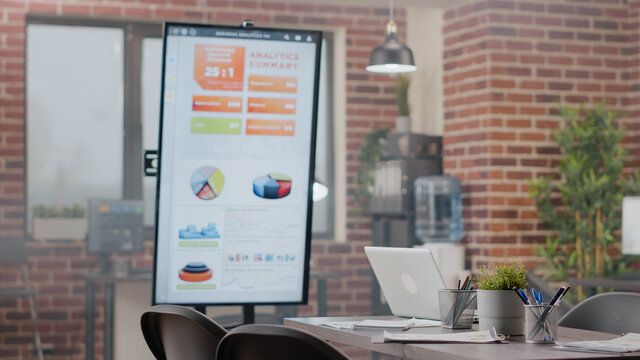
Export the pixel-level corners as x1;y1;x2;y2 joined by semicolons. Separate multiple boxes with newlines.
365;246;447;320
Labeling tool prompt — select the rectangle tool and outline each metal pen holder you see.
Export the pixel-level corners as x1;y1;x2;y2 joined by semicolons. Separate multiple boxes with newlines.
438;289;477;329
525;304;558;343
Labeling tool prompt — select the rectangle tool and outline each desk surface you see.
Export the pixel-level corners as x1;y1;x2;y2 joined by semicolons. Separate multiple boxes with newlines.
285;316;639;360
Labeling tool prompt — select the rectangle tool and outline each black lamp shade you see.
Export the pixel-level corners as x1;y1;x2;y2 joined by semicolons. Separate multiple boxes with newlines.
367;36;417;74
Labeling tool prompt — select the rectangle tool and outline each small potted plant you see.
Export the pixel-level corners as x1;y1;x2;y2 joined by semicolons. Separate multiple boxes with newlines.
474;262;528;336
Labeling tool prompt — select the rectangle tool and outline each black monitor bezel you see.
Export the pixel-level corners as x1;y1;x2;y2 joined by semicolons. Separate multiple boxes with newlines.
152;21;322;307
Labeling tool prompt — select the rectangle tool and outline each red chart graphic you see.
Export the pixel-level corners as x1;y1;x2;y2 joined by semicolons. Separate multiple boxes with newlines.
190;166;225;200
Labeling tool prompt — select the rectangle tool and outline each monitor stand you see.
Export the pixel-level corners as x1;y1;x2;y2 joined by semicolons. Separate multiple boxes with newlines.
194;304;255;325
98;254;111;274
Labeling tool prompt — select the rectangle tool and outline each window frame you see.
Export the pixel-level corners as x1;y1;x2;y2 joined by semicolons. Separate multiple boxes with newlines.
24;16;162;238
312;33;335;240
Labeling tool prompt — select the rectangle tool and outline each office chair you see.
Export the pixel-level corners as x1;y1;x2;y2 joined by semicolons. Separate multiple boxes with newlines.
558;292;640;334
216;324;350;360
0;237;45;360
140;304;227;360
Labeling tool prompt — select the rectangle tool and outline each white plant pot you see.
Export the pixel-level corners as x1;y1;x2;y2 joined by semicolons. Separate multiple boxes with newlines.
395;116;411;133
32;218;88;241
477;289;525;336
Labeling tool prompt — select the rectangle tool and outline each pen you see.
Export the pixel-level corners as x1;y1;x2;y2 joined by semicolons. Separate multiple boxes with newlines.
460;276;470;290
513;287;528;304
518;289;530;305
457;279;461;290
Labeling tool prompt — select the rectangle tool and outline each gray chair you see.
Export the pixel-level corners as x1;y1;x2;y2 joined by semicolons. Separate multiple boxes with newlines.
216;324;350;360
0;237;45;360
558;292;640;334
140;304;227;360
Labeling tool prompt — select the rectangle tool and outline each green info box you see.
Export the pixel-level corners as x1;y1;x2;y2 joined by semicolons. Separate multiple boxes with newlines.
191;117;241;134
177;284;216;290
179;241;218;248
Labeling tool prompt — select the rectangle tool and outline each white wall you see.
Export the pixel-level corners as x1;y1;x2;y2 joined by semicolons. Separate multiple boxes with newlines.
407;6;444;136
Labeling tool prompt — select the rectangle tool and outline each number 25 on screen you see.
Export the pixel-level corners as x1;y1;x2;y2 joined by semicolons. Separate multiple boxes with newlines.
205;66;234;78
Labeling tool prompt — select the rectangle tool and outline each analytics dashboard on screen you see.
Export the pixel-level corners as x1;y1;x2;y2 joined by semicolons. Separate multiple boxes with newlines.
153;23;321;305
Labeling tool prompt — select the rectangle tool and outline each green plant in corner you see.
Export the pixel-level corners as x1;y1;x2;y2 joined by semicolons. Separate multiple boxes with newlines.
475;262;528;290
529;104;640;298
355;126;390;209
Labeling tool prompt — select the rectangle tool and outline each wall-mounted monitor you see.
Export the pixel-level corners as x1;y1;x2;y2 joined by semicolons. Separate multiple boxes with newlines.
153;22;322;306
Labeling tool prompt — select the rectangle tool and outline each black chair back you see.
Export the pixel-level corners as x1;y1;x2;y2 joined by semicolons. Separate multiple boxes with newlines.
141;305;227;360
217;324;350;360
558;292;640;334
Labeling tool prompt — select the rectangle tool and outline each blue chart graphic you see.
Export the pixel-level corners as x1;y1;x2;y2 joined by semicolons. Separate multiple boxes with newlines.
252;173;292;199
179;223;221;239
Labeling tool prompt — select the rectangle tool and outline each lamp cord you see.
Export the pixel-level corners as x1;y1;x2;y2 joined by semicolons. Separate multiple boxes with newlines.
389;0;394;22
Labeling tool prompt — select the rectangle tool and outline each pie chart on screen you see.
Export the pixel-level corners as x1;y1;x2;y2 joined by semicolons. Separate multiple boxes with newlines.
253;173;292;199
190;166;224;200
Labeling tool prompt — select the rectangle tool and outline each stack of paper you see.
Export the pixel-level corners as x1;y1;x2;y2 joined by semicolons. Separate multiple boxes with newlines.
373;327;505;344
320;318;440;331
555;333;640;354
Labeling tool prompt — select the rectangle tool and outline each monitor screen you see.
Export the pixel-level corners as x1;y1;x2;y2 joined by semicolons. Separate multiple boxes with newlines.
87;198;145;254
153;23;322;305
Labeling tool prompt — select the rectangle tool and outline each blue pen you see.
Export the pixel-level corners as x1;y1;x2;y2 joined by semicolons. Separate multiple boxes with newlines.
537;289;544;305
531;288;538;305
518;288;530;305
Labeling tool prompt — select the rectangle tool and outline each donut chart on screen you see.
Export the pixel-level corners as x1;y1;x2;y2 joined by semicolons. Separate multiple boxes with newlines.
253;173;292;199
179;262;213;282
190;166;224;200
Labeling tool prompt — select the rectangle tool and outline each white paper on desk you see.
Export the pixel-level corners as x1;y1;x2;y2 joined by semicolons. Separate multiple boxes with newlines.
320;321;358;330
322;318;440;331
555;333;640;354
354;318;440;330
374;327;503;344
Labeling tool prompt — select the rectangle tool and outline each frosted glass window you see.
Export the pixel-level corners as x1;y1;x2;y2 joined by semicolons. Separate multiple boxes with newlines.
312;38;333;238
141;37;163;226
27;25;124;227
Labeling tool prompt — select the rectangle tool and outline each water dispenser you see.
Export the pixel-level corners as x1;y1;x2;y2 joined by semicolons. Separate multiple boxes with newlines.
414;176;463;243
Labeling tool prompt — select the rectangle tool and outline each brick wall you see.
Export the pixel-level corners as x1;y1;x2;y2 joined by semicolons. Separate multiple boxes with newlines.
0;1;406;358
442;0;640;269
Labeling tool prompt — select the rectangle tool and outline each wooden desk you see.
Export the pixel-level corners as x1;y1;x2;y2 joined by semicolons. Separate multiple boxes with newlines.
285;316;640;359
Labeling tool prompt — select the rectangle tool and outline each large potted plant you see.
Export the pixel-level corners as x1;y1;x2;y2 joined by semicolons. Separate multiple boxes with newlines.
529;105;640;299
475;262;528;336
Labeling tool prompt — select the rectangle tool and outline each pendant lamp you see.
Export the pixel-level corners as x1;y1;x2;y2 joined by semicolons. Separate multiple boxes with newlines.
366;0;417;74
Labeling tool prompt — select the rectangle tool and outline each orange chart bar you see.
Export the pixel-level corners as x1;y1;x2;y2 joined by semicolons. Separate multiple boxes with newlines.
248;76;298;93
246;119;295;136
192;96;242;112
247;98;296;115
